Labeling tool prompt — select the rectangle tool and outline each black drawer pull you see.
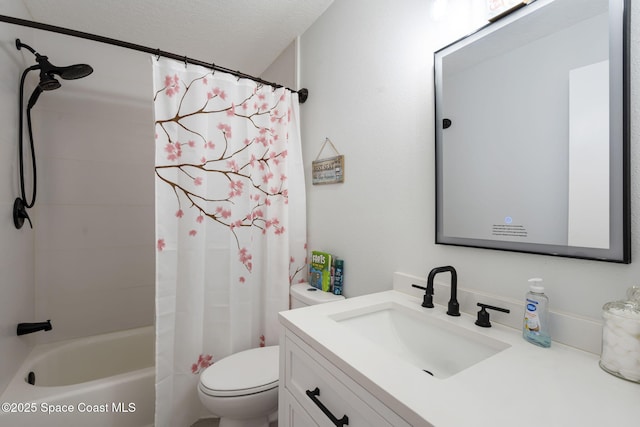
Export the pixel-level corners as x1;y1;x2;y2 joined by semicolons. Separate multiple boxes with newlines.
305;387;349;426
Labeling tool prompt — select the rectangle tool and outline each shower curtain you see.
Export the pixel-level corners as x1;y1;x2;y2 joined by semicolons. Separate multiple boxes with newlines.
152;57;307;427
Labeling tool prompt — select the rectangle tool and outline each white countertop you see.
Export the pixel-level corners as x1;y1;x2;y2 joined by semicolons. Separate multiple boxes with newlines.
279;289;639;427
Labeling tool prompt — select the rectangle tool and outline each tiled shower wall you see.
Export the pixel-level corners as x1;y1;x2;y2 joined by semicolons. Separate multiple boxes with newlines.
31;36;155;344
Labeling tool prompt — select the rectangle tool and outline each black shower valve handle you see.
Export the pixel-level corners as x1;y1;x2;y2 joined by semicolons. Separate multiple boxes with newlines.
475;302;510;328
13;198;32;229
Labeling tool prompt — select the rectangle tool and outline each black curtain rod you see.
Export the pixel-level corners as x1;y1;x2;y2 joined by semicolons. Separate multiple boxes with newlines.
0;14;308;103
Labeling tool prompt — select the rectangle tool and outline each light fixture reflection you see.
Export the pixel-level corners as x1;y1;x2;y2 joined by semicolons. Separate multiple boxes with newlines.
430;0;449;21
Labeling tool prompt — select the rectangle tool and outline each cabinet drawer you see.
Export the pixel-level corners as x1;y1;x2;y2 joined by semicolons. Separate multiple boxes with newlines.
281;390;319;427
284;334;397;427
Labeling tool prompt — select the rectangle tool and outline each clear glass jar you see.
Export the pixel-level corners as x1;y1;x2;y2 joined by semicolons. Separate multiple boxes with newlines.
600;286;640;383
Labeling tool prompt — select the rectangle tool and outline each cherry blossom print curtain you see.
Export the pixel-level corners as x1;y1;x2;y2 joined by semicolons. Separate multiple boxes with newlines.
152;57;306;426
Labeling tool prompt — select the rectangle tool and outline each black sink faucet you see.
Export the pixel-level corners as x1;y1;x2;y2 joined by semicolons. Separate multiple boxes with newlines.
428;266;460;317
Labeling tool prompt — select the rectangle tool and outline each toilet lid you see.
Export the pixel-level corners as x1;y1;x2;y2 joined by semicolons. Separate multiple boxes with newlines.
200;345;279;397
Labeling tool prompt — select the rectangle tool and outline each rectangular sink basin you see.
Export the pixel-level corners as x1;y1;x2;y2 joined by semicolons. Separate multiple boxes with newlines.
331;302;510;379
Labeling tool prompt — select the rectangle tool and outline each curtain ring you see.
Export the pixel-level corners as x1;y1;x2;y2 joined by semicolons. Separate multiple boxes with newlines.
211;62;216;75
236;71;241;82
184;56;188;68
155;49;160;61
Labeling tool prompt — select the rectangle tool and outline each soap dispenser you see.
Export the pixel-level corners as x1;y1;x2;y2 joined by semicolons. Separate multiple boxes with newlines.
522;278;551;348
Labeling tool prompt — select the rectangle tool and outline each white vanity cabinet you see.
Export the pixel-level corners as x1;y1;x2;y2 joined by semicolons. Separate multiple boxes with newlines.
278;286;640;427
279;328;411;427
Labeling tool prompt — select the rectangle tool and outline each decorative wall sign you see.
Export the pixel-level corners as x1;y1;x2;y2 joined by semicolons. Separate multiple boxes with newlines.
312;138;344;185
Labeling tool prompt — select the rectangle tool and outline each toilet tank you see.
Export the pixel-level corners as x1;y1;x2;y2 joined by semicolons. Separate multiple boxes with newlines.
290;283;345;309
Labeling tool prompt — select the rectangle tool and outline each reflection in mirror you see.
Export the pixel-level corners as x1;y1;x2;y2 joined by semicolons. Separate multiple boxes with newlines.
434;0;630;262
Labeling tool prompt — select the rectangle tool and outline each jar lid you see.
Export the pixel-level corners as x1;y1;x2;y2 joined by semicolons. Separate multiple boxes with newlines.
627;286;640;303
603;286;640;317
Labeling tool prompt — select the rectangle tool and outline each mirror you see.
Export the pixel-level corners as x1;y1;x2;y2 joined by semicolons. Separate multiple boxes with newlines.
434;0;630;263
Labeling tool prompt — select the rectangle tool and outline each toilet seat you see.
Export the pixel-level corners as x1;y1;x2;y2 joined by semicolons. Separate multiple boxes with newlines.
199;345;279;397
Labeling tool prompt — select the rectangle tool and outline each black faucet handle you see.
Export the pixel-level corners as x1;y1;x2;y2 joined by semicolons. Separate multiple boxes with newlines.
475;303;510;327
411;284;434;308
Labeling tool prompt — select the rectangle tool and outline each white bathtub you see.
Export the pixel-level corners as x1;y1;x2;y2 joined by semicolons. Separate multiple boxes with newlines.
0;326;154;427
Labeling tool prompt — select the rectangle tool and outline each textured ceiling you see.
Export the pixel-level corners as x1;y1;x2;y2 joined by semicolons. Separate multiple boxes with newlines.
20;0;333;76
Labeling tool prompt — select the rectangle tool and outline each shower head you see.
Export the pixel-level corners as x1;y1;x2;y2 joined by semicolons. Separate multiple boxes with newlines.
14;39;95;229
34;54;94;80
17;39;93;110
25;68;62;110
16;39;93;81
54;63;94;80
38;71;61;91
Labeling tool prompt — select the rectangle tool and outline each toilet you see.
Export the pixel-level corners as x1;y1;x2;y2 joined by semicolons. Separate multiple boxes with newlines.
197;282;345;427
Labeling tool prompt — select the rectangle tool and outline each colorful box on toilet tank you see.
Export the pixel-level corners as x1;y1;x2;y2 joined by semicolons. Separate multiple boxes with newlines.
310;251;332;292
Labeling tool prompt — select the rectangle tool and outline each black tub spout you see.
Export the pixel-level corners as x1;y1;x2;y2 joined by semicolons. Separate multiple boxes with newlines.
17;320;52;336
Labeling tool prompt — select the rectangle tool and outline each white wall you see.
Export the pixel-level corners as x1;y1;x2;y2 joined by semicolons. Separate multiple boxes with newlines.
261;39;298;90
299;0;639;323
0;1;36;395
